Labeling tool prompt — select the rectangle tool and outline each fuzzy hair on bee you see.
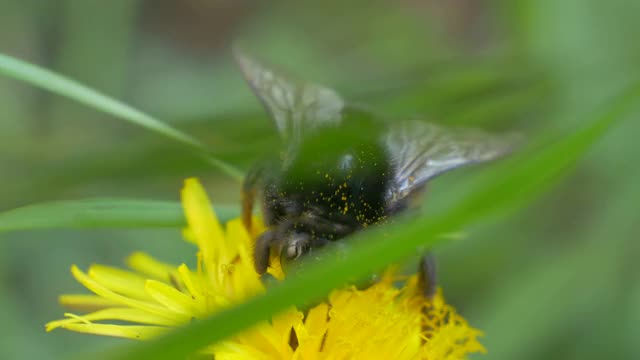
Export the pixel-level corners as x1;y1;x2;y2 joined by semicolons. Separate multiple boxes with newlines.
234;47;520;298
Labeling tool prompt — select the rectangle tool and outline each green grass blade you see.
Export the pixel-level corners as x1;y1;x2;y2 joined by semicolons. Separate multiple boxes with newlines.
0;54;202;149
0;199;239;232
102;84;640;360
0;53;243;181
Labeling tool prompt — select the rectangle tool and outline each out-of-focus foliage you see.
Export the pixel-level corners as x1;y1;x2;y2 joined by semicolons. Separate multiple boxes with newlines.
0;1;638;359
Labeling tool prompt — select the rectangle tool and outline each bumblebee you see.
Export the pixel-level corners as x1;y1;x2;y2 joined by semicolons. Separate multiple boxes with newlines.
235;50;518;297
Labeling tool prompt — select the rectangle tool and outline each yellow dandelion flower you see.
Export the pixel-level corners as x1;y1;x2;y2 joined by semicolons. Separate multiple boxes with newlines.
46;178;486;359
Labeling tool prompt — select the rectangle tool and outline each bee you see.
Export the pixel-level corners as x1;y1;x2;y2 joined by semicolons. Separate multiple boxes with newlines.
235;49;519;297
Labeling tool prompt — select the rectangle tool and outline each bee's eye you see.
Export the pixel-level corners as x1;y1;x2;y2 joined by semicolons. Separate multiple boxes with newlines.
286;243;300;259
283;233;310;262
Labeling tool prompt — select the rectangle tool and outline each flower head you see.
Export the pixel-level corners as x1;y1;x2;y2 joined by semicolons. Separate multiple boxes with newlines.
46;178;486;359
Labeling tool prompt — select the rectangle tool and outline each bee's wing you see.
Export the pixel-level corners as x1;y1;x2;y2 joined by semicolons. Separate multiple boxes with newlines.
234;48;344;146
385;120;521;201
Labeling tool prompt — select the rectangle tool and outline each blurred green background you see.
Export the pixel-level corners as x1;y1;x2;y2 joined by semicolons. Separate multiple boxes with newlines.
1;1;639;359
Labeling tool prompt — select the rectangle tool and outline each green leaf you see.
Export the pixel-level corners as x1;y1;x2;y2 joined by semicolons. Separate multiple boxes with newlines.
101;84;639;360
0;53;243;181
0;199;239;232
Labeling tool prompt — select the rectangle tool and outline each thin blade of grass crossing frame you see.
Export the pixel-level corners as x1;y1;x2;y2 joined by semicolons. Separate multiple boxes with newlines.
0;199;239;232
99;84;640;360
0;53;243;181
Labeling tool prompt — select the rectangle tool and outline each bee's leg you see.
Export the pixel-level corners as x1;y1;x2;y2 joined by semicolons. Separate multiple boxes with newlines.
242;164;263;232
254;229;276;275
418;252;438;299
